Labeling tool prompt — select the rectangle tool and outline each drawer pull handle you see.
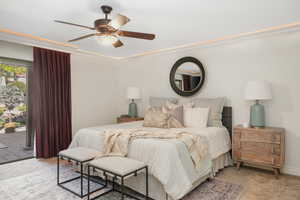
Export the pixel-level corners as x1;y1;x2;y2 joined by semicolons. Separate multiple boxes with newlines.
272;157;275;165
272;146;275;154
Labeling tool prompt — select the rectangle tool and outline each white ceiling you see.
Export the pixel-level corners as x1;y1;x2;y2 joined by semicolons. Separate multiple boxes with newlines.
1;0;300;58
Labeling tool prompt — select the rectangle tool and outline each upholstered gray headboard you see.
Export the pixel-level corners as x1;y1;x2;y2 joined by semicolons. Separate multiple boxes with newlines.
222;106;232;138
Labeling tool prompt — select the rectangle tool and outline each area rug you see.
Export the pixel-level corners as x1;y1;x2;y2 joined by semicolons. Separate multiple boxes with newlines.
0;163;242;200
0;142;8;149
94;179;243;200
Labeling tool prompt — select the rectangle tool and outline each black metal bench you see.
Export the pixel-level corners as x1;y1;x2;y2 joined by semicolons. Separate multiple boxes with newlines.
57;147;104;198
87;157;149;200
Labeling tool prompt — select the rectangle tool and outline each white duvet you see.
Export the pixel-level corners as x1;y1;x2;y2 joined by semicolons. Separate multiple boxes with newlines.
69;121;231;199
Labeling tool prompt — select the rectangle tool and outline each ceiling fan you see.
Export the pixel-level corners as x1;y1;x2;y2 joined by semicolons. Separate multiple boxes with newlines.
55;5;156;48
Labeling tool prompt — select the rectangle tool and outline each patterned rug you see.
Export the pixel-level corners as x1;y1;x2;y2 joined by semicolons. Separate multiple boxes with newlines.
94;179;243;200
0;163;242;200
0;142;8;149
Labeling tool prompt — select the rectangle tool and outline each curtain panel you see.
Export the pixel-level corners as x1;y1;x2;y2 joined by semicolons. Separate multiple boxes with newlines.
32;47;72;158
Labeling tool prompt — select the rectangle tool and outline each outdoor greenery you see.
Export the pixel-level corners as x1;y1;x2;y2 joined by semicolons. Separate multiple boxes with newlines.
0;64;27;76
0;64;27;132
0;106;6;115
0;86;25;109
8;81;26;93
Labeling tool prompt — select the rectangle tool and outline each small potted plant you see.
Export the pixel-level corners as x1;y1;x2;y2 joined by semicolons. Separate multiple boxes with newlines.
4;122;16;133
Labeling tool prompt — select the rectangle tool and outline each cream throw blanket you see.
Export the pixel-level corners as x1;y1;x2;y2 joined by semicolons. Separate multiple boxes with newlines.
99;128;208;169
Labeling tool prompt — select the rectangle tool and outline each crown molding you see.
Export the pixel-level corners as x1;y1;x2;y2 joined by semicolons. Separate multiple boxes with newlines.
122;21;300;59
2;21;300;60
0;28;121;60
0;28;76;48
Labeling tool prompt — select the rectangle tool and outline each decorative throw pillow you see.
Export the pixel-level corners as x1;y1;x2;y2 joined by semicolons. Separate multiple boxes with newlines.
149;97;178;107
184;107;210;128
161;107;183;128
192;97;225;127
163;101;184;125
143;107;170;128
167;116;184;128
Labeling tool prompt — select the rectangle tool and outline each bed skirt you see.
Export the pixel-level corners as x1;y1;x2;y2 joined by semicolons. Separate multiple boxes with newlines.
124;152;232;200
212;152;233;175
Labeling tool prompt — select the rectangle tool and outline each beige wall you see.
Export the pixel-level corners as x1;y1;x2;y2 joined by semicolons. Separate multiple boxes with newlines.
115;30;300;176
0;40;33;61
71;53;119;134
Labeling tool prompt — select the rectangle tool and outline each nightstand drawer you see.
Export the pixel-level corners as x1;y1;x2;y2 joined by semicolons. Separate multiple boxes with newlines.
240;130;281;144
237;141;281;155
238;150;281;167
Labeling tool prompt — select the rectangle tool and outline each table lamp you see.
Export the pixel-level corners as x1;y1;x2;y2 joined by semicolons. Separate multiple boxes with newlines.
244;80;272;128
127;87;141;118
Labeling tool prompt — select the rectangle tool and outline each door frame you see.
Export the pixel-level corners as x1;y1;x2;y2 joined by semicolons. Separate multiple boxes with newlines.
24;66;33;149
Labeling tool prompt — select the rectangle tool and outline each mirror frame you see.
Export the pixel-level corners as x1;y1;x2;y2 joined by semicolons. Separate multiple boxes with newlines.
169;57;205;97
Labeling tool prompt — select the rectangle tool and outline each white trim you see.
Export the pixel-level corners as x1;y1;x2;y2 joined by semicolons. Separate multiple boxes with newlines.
123;22;300;59
282;165;300;177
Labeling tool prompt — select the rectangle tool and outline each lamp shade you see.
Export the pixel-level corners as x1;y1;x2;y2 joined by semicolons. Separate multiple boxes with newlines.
127;87;141;99
244;80;272;100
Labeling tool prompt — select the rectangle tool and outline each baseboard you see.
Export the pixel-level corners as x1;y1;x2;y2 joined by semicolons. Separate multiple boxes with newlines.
282;166;300;177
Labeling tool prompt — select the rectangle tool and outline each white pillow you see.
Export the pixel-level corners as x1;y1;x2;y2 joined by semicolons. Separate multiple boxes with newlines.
184;107;210;128
192;97;225;127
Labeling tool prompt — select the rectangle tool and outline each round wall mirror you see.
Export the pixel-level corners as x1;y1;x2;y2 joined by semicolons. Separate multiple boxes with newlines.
170;57;205;96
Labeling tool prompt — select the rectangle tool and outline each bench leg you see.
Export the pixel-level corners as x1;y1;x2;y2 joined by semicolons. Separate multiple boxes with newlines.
104;172;108;187
80;162;83;197
57;156;60;185
112;176;115;190
145;167;149;200
88;165;90;200
121;177;124;200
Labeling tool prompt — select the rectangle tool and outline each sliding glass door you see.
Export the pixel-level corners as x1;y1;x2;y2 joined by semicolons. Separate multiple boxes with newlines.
0;57;33;164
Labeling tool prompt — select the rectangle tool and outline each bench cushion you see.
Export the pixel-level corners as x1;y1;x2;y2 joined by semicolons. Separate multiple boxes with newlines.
89;157;146;176
59;147;100;162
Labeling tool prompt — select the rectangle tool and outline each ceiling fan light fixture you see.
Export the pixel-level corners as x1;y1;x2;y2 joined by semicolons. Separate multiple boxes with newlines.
96;35;118;46
109;14;130;29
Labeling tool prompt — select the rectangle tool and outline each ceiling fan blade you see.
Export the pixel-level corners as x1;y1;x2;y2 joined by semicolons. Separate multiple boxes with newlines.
68;34;96;42
112;39;124;48
109;14;130;29
55;20;95;30
118;30;155;40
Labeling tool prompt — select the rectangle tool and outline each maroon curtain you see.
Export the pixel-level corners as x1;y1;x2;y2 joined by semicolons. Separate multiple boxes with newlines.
32;47;72;158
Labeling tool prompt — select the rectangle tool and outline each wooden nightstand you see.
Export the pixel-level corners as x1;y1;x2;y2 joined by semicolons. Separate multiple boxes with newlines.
232;125;285;178
117;117;144;124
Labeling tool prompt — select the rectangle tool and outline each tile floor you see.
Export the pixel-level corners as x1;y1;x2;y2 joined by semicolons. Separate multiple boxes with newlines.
0;131;33;164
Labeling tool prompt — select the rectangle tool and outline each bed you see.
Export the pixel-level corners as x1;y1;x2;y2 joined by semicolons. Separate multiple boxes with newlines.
69;107;232;200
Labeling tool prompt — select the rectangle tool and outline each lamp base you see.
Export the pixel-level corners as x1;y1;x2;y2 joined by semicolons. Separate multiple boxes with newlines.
250;101;265;128
128;100;138;118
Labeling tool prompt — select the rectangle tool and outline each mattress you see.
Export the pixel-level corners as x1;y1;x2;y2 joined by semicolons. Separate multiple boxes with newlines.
69;121;231;199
